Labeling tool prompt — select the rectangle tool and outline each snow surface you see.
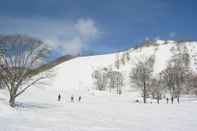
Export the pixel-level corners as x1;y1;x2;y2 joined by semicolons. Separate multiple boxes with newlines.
0;41;197;131
0;89;197;131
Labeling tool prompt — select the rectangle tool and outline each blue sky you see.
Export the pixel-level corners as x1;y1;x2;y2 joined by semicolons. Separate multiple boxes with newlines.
0;0;196;56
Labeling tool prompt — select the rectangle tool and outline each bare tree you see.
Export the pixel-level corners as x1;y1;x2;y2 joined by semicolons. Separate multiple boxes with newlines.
0;34;52;107
120;52;130;65
121;53;126;65
173;45;190;102
92;68;108;91
160;65;176;101
129;55;155;103
107;70;123;95
161;44;191;103
126;52;130;62
115;53;120;69
149;77;164;104
188;73;197;96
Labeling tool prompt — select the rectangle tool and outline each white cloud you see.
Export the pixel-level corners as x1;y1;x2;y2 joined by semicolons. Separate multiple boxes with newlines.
59;18;99;55
44;18;99;55
0;17;100;55
75;18;98;40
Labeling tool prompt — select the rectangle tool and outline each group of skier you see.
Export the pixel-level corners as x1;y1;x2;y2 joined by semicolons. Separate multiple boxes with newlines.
58;94;82;102
58;94;179;104
166;96;179;104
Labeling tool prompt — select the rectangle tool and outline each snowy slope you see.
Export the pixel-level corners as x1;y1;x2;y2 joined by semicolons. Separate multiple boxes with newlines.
50;53;116;95
50;40;197;93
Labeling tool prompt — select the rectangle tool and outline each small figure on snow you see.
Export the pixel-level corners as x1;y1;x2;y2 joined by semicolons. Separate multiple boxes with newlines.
166;97;169;104
78;96;82;102
58;94;61;101
171;97;174;104
71;95;74;102
177;96;180;104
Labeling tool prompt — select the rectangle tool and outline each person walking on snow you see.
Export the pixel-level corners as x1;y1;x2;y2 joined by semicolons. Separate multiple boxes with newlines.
166;97;169;104
177;96;180;104
71;95;74;102
78;96;82;102
171;97;174;104
58;94;61;101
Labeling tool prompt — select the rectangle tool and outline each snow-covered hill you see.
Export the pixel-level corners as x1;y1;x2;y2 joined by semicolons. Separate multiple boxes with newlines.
1;40;197;131
50;40;197;94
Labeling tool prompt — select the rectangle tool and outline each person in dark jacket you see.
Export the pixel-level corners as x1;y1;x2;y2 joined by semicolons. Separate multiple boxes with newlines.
71;95;74;102
166;97;169;104
78;96;82;102
177;96;180;104
171;97;174;104
58;94;61;101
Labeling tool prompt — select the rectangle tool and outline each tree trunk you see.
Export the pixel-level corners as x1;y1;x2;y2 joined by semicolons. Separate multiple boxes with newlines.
143;81;146;103
9;95;16;107
117;86;121;95
117;85;119;95
157;96;160;104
